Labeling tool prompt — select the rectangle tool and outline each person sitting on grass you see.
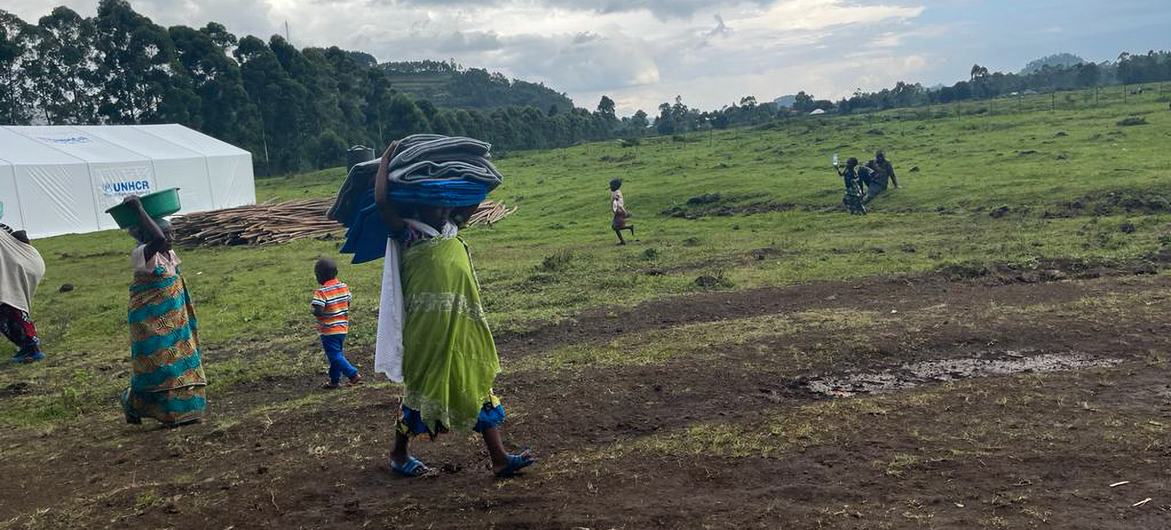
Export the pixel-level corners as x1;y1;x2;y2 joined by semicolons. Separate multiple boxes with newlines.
863;150;899;204
372;142;535;479
835;157;868;215
312;258;361;389
120;195;207;428
610;178;635;245
0;222;46;363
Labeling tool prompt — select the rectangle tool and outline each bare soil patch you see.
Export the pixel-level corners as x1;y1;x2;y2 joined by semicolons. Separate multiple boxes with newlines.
3;271;1171;529
803;350;1122;397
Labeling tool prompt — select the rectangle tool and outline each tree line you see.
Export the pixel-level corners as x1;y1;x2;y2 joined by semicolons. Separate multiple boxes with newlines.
834;51;1171;114
0;1;635;175
3;1;1170;174
648;51;1171;136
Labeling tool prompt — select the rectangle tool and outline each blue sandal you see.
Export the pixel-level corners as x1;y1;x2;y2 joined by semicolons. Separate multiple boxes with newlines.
494;450;536;478
390;456;430;478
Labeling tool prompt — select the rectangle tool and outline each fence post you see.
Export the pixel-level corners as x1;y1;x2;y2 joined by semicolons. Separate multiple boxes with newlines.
1095;86;1099;106
1123;84;1127;103
1051;91;1055;111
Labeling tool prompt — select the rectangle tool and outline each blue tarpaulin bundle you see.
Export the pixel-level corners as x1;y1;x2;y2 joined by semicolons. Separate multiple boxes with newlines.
330;135;503;263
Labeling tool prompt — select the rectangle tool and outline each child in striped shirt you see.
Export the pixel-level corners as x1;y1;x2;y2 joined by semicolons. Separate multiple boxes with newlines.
312;258;361;389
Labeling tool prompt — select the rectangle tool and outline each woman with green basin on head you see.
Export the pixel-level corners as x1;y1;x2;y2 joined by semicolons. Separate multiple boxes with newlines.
119;195;207;428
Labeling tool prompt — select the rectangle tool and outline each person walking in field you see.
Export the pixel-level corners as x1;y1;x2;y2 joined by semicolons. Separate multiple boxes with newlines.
835;157;868;215
863;150;900;204
610;178;635;245
371;142;535;478
120;196;207;428
312;258;362;389
0;220;46;363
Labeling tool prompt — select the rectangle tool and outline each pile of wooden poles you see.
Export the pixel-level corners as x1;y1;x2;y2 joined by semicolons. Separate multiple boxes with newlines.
466;201;517;226
172;198;516;247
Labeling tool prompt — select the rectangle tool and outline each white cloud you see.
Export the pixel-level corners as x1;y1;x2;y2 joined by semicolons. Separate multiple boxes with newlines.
2;0;932;114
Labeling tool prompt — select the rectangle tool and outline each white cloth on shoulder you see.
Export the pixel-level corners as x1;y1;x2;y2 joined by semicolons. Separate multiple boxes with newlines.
0;230;45;313
374;219;458;382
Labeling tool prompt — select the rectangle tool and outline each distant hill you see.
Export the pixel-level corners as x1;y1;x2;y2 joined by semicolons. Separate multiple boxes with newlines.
1021;53;1088;74
379;60;575;112
773;95;797;108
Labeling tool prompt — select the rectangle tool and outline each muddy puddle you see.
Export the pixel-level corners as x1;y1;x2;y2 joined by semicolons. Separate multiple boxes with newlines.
804;351;1122;397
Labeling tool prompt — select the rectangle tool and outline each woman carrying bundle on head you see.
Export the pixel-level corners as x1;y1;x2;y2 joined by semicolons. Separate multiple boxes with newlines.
119;195;207;428
365;139;534;478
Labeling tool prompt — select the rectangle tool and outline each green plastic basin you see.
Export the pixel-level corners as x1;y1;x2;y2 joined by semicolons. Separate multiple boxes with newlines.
105;188;182;228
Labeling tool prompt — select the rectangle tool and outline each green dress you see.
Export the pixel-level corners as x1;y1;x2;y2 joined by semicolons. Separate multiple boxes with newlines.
400;236;500;433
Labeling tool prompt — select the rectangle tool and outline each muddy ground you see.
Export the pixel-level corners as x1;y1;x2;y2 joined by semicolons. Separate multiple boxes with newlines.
2;268;1170;529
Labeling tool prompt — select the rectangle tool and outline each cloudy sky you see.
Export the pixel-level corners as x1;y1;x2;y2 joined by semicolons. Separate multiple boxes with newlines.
5;0;1169;114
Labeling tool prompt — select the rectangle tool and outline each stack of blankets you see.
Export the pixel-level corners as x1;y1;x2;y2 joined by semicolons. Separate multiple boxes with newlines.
330;134;503;264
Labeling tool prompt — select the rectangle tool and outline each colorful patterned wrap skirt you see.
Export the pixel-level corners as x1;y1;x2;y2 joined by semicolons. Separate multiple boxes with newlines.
122;265;207;427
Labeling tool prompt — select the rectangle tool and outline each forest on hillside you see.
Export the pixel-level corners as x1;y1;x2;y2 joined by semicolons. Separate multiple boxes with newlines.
0;1;615;174
2;0;1171;175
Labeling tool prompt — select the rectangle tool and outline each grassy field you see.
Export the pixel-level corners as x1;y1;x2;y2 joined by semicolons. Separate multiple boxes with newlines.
1;86;1170;529
1;86;1169;428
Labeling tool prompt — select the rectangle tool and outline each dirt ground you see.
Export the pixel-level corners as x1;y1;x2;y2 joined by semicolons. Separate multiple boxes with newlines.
2;267;1170;529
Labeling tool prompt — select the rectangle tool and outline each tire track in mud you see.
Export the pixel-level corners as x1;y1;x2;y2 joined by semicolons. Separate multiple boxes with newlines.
495;267;1171;360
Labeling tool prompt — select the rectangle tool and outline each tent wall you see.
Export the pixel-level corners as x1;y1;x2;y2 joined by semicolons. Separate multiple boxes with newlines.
9;126;158;231
139;125;255;208
0;125;256;239
0;128;98;239
0;160;22;229
76;126;216;213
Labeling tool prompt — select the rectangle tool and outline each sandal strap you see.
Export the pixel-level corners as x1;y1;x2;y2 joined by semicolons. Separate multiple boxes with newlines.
393;456;428;477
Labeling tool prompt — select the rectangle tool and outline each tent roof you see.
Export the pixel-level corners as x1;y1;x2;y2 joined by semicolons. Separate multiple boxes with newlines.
0;124;248;163
137;124;250;157
6;126;150;164
0;127;86;165
72;125;205;161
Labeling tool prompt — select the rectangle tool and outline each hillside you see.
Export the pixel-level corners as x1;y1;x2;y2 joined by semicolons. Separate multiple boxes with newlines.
1021;52;1089;74
380;61;575;111
1;86;1169;528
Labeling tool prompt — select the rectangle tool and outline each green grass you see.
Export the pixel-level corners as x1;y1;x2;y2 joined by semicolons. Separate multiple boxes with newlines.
2;85;1170;427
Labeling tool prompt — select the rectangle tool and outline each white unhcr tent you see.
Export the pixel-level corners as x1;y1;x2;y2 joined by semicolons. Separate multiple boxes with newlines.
0;124;254;239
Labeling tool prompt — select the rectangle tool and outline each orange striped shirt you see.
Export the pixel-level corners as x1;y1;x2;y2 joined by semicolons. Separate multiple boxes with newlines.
311;279;351;335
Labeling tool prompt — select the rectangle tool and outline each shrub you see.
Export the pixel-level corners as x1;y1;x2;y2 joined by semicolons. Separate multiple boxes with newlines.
536;250;574;272
1117;116;1148;126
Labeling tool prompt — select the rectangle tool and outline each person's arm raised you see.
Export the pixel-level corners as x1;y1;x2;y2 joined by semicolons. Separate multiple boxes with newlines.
125;195;170;260
374;142;406;233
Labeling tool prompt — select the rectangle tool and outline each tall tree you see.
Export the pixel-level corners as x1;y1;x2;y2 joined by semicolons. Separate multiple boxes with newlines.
381;93;430;142
236;35;308;173
169;24;257;149
93;0;199;124
0;10;37;124
30;7;98;124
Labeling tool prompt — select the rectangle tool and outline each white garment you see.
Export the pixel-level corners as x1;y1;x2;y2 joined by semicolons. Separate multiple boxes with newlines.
131;245;181;275
611;190;626;215
374;219;458;382
0;231;45;313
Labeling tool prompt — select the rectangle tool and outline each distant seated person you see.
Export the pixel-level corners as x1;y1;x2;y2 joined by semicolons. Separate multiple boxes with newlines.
0;222;46;363
835;158;867;215
863;150;899;204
